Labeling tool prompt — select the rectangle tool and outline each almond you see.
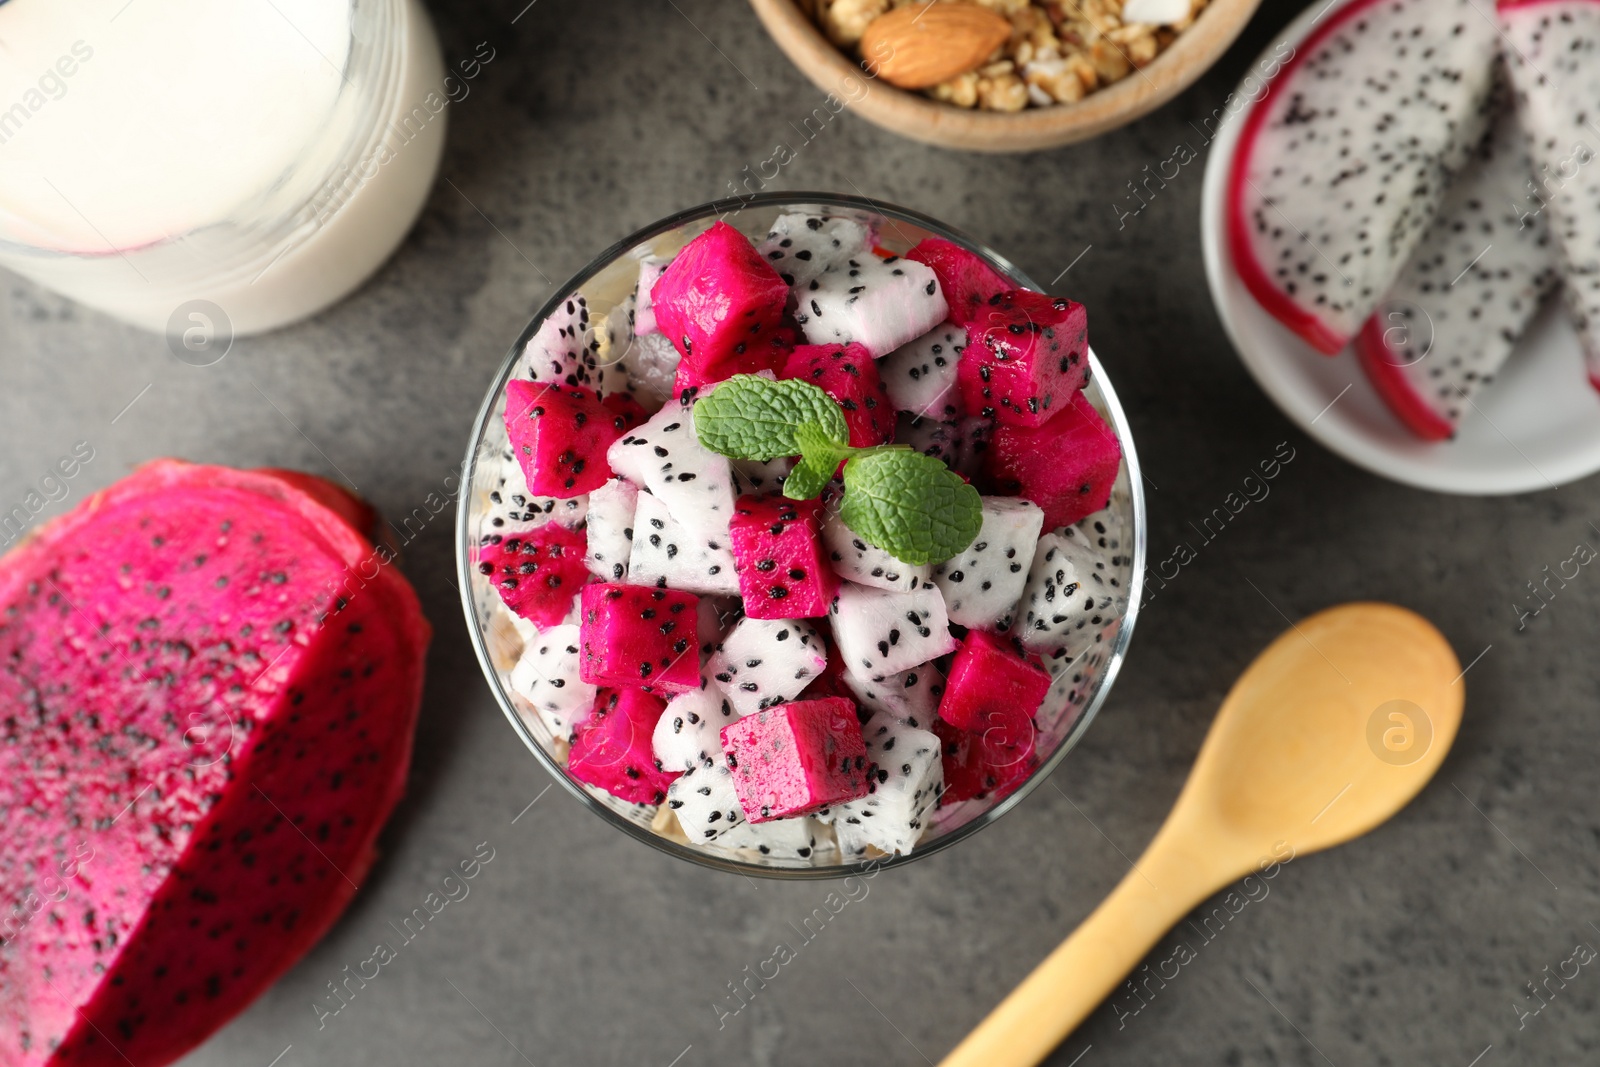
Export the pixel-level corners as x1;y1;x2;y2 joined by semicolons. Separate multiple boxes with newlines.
859;3;1014;91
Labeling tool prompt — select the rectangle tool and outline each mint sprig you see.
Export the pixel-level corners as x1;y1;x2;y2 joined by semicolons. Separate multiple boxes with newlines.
693;375;982;566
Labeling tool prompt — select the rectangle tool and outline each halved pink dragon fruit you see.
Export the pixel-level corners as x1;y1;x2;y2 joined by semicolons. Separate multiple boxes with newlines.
1500;0;1600;389
477;521;589;628
780;342;894;447
960;290;1089;427
579;583;701;694
937;631;1049;765
1227;0;1499;353
568;688;680;804
728;494;838;617
720;697;871;821
0;461;429;1067
1355;94;1557;440
986;390;1121;530
651;220;791;378
504;379;633;497
907;237;1013;327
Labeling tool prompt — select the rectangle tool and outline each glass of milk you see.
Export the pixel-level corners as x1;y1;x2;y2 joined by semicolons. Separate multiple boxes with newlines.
0;0;447;337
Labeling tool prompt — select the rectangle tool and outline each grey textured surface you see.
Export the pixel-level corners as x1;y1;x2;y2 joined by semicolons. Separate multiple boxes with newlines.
4;0;1599;1064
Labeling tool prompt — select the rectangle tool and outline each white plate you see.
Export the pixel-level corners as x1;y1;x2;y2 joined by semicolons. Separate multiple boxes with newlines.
1198;0;1600;496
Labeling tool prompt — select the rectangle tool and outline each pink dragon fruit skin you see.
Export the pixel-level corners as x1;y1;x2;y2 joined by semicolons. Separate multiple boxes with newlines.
568;688;680;804
986;390;1121;530
476;522;590;628
906;237;1013;327
504;379;632;497
651;220;792;379
780;342;893;447
0;460;429;1067
720;697;871;821
578;583;701;694
727;494;838;619
937;630;1049;765
959;290;1089;428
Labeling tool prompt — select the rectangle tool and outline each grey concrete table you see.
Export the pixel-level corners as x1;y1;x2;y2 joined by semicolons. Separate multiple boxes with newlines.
4;1;1597;1064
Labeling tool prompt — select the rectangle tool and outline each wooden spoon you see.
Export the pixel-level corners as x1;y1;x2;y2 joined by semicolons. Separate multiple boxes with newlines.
940;602;1463;1067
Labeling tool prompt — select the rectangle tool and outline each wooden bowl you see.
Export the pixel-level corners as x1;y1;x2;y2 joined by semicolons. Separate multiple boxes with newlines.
747;0;1264;152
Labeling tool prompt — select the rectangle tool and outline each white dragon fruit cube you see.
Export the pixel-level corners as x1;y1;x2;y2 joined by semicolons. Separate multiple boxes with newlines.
731;455;794;496
717;815;828;860
633;254;671;336
522;292;598;388
829;582;957;679
934;496;1044;631
666;754;746;842
478;446;588;548
843;661;945;729
652;682;737;773
606;403;737;544
794;254;949;357
832;712;944;858
584;477;638;582
628;490;740;596
508;623;595;740
709;616;829;717
758;212;874;291
820;507;930;592
894;414;961;467
880;323;965;420
1017;530;1123;669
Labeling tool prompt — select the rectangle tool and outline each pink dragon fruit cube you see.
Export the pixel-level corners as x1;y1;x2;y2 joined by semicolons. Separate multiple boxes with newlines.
937;630;1049;762
985;390;1121;530
651;220;791;379
959;290;1089;428
579;583;701;694
728;494;838;619
780;342;892;447
504;379;632;497
906;237;1012;327
720;696;870;821
568;687;680;805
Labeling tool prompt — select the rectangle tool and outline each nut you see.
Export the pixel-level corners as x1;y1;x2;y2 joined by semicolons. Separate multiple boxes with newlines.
860;2;1014;90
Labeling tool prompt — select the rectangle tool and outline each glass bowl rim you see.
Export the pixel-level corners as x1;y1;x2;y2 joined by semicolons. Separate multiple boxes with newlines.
456;190;1148;880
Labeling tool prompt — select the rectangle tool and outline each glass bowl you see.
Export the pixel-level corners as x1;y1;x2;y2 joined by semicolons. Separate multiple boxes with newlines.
457;192;1146;878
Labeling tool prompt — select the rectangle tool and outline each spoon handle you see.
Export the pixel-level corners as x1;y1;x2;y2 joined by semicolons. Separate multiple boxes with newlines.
938;832;1212;1067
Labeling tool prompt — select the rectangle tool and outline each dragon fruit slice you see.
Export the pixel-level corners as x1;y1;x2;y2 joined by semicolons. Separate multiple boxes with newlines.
628;490;741;596
709;616;830;717
987;390;1121;531
578;583;701;694
938;630;1050;739
829;582;958;679
504;379;631;497
959;291;1090;428
820;507;931;593
1356;95;1558;439
0;460;428;1067
607;403;739;545
1500;0;1600;389
906;237;1013;327
842;662;946;729
932;496;1044;631
584;477;638;582
651;220;791;377
779;342;894;448
653;682;738;773
758;212;874;290
895;413;963;466
1226;0;1499;353
793;253;949;357
932;717;1036;804
831;712;945;858
568;688;679;805
476;521;589;628
880;323;965;420
523;293;599;386
728;494;838;618
633;254;671;336
720;697;871;821
509;622;595;740
665;753;746;841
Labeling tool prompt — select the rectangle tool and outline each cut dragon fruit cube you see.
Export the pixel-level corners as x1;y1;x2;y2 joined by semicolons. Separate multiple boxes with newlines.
832;712;945;857
720;697;871;821
932;717;1036;804
708;616;829;717
650;220;791;377
793;253;949;357
779;342;893;448
728;494;838;618
568;687;680;805
986;390;1121;531
906;237;1012;328
477;523;589;628
505;379;632;498
579;583;701;694
937;630;1049;742
829;582;957;679
959;290;1089;428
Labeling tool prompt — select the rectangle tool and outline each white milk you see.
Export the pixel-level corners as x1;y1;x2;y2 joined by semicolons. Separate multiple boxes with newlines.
0;0;446;335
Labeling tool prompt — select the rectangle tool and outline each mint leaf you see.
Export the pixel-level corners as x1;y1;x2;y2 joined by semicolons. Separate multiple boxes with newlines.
693;375;849;461
784;423;852;500
839;450;982;565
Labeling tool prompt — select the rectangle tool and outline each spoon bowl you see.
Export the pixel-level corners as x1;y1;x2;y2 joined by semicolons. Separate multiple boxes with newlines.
941;602;1463;1067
